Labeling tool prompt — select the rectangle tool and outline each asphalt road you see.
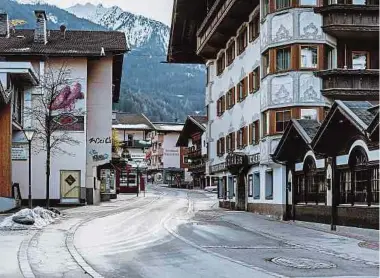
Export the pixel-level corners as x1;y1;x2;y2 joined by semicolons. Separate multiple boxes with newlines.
72;185;379;278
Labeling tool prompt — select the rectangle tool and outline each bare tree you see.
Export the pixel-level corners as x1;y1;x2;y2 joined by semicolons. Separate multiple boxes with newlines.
25;61;84;208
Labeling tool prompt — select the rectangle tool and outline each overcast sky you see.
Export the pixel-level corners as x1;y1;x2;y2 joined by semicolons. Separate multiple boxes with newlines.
48;0;174;26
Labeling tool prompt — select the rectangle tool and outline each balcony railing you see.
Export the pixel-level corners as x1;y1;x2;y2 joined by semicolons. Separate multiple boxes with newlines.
123;140;152;149
314;69;379;100
315;4;379;38
188;162;206;173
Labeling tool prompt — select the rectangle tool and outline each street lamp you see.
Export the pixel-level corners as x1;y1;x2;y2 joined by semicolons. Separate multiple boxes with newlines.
23;127;35;209
136;160;141;197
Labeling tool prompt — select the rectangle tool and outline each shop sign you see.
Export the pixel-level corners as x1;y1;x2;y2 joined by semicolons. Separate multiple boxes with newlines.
248;153;260;165
12;146;28;160
210;162;226;173
226;152;247;168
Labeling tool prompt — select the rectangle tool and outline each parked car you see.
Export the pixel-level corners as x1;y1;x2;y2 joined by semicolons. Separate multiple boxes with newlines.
204;186;217;193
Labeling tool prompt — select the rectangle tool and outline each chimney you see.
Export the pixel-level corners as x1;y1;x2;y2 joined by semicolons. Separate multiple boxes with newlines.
34;10;47;44
0;12;9;38
60;24;66;39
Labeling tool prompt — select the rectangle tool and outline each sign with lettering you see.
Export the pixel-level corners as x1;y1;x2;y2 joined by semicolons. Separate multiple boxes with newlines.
210;162;226;173
226;152;248;175
12;146;28;160
248;153;260;165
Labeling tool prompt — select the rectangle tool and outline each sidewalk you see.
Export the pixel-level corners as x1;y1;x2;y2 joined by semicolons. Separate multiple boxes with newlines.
219;211;379;265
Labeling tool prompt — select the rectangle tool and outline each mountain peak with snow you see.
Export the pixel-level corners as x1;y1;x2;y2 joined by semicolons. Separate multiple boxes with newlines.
66;3;169;51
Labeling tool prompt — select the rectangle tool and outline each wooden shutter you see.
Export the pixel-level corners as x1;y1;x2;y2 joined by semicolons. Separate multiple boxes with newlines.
244;77;248;98
249;123;253;144
249;72;253;93
244;126;248;146
255;121;260;144
232;87;236;105
231;132;235;151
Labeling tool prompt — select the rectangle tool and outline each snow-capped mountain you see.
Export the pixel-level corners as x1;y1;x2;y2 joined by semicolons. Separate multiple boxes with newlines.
3;0;205;121
67;3;169;52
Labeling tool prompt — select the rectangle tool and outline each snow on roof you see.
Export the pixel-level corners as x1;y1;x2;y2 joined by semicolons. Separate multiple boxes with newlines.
155;124;184;132
113;124;151;130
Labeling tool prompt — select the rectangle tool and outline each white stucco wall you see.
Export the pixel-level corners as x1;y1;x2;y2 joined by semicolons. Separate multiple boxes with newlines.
86;57;113;204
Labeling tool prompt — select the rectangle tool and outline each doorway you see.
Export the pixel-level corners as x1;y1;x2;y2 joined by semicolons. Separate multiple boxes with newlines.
60;170;81;204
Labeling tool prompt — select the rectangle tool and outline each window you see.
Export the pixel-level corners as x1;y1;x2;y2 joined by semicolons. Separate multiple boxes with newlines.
300;109;318;120
263;111;269;136
183;156;189;164
226;87;235;109
263;51;270;76
249;15;260;42
226;41;235;65
248;174;253;197
262;0;269;18
249;67;260;93
237;127;248;149
237;27;248;55
249;120;260;145
226;134;234;152
276;47;291;71
276;0;290;9
254;172;260;199
221;96;225;114
217;52;225;75
300;0;317;5
325;45;334;70
265;170;273;200
217;96;226;116
221;137;225;154
275;110;291;133
228;176;234;199
352;51;369;69
300;46;318;69
237;77;248;102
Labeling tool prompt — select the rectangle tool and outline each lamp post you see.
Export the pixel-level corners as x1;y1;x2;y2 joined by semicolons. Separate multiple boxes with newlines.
23;127;35;209
136;160;141;197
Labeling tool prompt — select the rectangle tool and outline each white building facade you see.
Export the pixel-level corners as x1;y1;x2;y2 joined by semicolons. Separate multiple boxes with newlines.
169;0;333;217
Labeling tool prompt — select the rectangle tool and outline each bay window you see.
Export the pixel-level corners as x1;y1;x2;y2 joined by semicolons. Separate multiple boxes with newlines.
275;110;291;133
276;47;291;71
300;46;318;69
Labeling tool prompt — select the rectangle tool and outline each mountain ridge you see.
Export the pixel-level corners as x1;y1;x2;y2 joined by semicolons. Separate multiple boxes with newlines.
2;0;206;122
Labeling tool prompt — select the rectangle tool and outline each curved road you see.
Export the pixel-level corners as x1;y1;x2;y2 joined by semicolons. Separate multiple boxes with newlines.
72;185;379;278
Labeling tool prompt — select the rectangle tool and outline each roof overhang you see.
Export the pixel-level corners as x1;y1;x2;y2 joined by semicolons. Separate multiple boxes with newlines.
167;0;206;64
272;119;313;163
0;62;39;85
176;116;205;147
112;53;125;103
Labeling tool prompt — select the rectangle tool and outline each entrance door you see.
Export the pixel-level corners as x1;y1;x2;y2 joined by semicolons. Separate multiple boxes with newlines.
60;170;81;204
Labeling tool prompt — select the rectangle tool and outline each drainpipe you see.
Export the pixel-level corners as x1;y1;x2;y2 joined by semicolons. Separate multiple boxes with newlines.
331;156;337;231
344;44;347;70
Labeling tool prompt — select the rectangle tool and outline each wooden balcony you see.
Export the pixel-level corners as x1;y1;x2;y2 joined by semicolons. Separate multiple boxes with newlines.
314;69;379;100
187;148;202;159
188;162;206;173
196;0;259;59
314;4;379;39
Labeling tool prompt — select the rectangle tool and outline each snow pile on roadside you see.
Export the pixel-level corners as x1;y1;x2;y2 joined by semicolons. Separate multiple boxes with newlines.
0;207;59;230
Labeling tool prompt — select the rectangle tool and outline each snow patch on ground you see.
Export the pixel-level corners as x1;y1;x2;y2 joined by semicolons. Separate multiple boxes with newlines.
0;207;59;230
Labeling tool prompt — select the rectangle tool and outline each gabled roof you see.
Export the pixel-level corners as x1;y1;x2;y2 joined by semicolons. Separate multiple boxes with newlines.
176;115;207;147
312;101;377;154
189;115;207;131
0;29;127;56
112;113;155;131
272;119;321;163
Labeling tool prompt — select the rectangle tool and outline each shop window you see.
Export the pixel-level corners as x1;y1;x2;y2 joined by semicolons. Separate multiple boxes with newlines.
226;41;236;66
275;110;291;133
217;52;225;75
262;51;270;77
249;67;260;93
248;174;253;197
276;0;291;9
254;172;260;199
276;47;291;72
300;109;318;120
300;46;318;69
237;27;248;55
352;51;369;69
249;15;260;42
265;170;273;200
300;0;317;5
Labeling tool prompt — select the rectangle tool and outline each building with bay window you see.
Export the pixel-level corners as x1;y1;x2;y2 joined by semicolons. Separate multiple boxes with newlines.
167;0;378;222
